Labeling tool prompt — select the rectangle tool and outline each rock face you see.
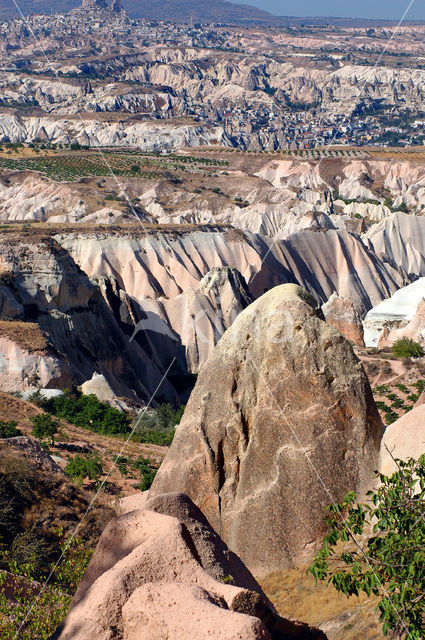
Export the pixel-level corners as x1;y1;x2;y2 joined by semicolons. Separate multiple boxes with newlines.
51;492;327;640
0;436;65;474
366;213;425;278
0;114;228;150
378;298;425;349
61;227;404;318
0;235;187;403
80;372;128;410
379;405;425;476
137;267;253;372
150;284;383;574
322;292;365;347
0;332;72;391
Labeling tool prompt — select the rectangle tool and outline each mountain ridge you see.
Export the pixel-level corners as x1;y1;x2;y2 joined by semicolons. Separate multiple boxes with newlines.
1;0;425;25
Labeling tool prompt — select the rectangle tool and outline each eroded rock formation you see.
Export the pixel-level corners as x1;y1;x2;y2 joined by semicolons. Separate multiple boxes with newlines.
322;292;365;347
51;492;327;640
0;235;188;403
150;284;383;573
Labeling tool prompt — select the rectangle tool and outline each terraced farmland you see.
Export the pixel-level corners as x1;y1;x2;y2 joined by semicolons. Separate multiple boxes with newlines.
0;149;229;182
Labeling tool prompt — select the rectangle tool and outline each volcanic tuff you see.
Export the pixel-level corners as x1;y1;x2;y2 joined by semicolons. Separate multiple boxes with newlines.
60;227;404;315
0;219;408;401
322;293;365;347
150;284;384;574
52;492;327;640
0;235;188;402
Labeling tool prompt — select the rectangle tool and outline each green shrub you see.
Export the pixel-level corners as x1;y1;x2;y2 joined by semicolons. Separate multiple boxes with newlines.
309;455;425;639
133;456;157;491
0;455;35;549
407;393;419;404
44;391;131;436
413;379;425;394
133;403;184;446
0;420;21;438
392;338;424;359
31;414;60;446
116;456;128;477
375;401;390;412
0;535;92;639
373;385;390;395
384;410;398;425
65;454;103;481
386;393;399;402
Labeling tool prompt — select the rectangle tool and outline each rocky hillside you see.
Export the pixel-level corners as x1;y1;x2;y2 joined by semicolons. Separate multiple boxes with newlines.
2;149;425;402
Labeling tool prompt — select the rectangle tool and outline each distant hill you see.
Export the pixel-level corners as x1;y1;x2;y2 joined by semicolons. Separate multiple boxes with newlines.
1;0;424;25
124;0;278;23
0;0;279;23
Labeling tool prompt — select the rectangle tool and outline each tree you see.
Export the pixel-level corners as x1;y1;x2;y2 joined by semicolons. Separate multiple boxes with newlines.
392;338;425;359
309;455;425;639
31;414;60;446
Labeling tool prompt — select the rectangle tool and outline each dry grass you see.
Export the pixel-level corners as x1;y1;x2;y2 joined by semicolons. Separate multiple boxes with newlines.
260;567;384;640
0;320;49;353
0;390;42;428
0;390;166;496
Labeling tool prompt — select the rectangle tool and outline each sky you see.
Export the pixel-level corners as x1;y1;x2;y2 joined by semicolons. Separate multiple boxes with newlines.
231;0;424;21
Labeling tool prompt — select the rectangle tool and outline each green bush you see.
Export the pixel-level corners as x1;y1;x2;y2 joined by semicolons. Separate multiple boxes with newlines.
65;454;103;481
407;393;419;404
133;456;157;491
31;414;60;446
133;403;184;446
0;420;21;438
0;455;35;550
373;385;390;395
395;383;409;394
392;338;424;359
414;379;425;394
375;401;390;412
44;391;131;436
384;410;399;425
309;455;425;639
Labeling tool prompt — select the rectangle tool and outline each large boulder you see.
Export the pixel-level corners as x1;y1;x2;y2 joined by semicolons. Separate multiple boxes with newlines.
51;492;326;640
150;284;383;574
